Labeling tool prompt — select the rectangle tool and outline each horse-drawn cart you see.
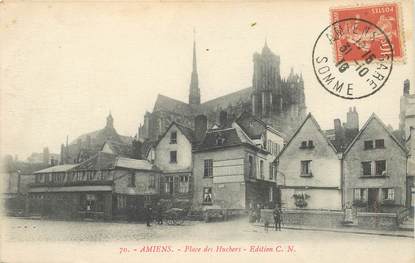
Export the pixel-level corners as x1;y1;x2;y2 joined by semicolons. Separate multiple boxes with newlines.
163;208;185;225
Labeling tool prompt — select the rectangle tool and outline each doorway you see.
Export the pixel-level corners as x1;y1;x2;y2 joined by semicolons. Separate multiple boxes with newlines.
368;188;380;212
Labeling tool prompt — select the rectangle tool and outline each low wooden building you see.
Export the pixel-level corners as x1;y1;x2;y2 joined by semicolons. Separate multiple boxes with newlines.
28;151;160;220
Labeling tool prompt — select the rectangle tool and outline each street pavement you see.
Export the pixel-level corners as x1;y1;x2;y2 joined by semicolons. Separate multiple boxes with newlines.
2;217;414;242
1;217;414;263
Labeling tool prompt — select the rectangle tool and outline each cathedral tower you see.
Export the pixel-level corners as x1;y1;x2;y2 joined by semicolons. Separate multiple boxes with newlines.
189;36;201;105
252;41;281;117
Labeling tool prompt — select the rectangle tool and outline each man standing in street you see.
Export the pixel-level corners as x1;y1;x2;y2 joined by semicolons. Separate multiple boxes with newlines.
273;207;281;231
145;205;153;227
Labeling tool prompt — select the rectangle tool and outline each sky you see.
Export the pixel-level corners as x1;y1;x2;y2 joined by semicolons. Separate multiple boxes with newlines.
0;1;413;160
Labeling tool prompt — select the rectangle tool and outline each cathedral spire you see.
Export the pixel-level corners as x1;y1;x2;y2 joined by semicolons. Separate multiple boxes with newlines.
106;111;114;128
189;30;201;105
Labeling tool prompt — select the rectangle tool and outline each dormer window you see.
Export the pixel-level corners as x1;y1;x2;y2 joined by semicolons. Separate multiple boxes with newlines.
300;141;307;149
170;131;177;144
215;134;225;145
308;140;314;148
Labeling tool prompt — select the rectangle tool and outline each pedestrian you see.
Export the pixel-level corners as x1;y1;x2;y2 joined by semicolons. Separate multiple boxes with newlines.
277;207;283;231
145;205;152;227
255;204;261;223
273;208;279;231
156;202;163;225
264;218;269;232
273;207;282;231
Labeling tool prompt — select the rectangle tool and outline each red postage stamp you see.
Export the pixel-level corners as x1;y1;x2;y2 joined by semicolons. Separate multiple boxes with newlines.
330;3;404;62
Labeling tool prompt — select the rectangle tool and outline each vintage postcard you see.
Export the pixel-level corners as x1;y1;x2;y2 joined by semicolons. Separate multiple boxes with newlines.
0;0;414;262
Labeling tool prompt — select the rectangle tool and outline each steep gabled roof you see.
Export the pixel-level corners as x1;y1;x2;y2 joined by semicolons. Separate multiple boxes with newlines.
75;151;118;170
195;122;260;152
153;94;192;116
174;122;195;143
343;113;408;155
200;87;252;112
277;113;338;158
155;121;195;147
236;111;286;140
102;140;132;157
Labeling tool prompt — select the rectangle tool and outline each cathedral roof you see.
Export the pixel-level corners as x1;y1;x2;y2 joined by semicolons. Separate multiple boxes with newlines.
200;87;252;112
153;94;193;116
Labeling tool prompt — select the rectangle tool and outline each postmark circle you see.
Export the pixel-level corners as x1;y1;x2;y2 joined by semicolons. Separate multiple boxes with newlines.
312;18;393;99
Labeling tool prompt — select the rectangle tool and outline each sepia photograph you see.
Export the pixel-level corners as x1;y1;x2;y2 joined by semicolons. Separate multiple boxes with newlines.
0;1;414;262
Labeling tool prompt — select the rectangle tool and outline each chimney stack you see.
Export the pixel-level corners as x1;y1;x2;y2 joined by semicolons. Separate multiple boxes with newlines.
333;119;345;150
219;110;228;128
195;114;207;142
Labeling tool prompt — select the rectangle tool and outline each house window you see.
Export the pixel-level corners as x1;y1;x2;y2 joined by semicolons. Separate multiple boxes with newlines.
259;160;264;179
364;140;374;150
382;188;394;200
375;160;386;176
354;188;367;201
269;186;273;202
128;173;136;187
375;139;385;148
170;131;177;144
362;161;372;176
308;140;314;148
300;160;312;176
165;176;174;194
269;163;274;180
179;175;189;193
248;155;254;178
300;141;307;149
170;151;177;163
148;175;156;189
204;159;213;177
203;187;212;204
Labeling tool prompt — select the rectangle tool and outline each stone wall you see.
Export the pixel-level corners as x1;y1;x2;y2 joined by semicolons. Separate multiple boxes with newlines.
356;212;398;230
260;209;399;230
